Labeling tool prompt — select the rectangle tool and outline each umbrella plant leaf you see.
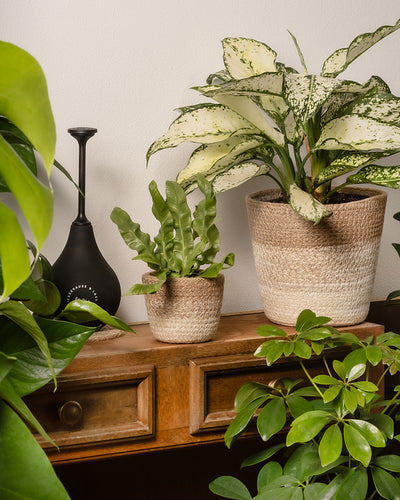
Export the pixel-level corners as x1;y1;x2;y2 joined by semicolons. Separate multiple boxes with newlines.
373;454;400;472
319;423;342;466
257;461;283;492
225;396;269;448
371;466;400;500
257;397;286;441
209;476;252;500
343;423;371;467
241;443;286;468
234;382;272;412
286;410;333;446
321;18;400;77
256;324;288;338
349;419;386;448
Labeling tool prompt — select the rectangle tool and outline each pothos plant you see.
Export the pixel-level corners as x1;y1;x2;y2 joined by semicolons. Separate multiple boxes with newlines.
209;309;400;500
111;174;234;294
147;19;400;223
0;41;132;500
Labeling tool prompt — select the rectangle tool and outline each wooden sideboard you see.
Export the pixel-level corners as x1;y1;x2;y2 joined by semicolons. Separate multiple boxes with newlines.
25;311;384;469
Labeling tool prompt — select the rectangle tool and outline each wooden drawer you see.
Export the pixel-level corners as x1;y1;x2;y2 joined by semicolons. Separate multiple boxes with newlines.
24;364;155;449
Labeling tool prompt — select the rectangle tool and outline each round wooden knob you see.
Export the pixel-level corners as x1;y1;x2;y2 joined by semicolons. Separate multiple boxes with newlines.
58;400;83;426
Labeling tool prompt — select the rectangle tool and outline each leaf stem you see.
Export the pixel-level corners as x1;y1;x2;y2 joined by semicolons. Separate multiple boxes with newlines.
299;359;325;398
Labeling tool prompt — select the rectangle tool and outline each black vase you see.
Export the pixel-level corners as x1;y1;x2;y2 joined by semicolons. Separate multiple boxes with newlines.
53;127;121;316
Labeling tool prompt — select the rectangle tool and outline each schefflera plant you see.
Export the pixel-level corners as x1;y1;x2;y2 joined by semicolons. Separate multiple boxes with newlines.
147;19;400;223
209;310;400;500
111;175;234;294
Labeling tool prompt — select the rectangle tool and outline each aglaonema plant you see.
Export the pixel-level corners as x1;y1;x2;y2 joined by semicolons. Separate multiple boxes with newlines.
147;19;400;223
209;309;400;500
111;174;234;294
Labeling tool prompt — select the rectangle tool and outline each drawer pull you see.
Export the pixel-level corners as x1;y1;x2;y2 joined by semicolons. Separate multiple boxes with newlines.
58;401;83;426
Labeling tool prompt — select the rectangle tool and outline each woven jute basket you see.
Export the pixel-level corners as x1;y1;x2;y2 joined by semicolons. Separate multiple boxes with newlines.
246;187;387;326
143;273;225;343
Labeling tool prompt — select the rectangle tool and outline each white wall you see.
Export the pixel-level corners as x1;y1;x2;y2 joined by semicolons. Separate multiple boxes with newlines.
3;0;400;323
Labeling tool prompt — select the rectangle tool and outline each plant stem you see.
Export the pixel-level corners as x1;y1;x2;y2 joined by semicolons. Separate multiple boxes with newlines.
381;386;400;415
299;359;325;398
323;356;333;377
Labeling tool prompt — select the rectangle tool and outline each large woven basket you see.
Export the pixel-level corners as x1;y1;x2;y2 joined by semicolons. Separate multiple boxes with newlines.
143;273;225;343
246;187;387;326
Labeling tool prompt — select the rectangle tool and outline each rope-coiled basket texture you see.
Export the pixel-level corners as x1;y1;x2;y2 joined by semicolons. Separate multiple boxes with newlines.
246;188;387;326
143;273;225;343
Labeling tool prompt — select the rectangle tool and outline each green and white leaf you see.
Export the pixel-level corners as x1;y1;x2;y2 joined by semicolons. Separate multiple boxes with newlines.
321;18;400;77
346;164;400;188
146;104;258;161
222;37;277;79
283;73;342;124
211;162;270;193
315;151;394;185
288;184;332;223
195;73;283;99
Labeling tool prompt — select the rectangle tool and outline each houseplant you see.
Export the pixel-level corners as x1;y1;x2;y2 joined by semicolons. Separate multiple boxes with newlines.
0;41;132;499
111;174;234;343
209;309;400;500
146;19;400;325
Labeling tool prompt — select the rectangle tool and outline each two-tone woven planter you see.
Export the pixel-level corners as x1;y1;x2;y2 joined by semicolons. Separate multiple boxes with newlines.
246;187;387;326
142;273;225;343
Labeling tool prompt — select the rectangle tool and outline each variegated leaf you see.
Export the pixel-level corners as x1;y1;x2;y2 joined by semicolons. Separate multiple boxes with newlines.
212;93;285;146
177;135;267;183
284;73;342;124
146;104;258;161
346;165;400;188
322;18;400;77
222;37;277;79
315;151;394;185
289;184;332;223
345;93;400;124
211;162;270;193
315;115;400;151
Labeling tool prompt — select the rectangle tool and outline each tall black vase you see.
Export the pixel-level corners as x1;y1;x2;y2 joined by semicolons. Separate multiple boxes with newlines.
53;127;121;316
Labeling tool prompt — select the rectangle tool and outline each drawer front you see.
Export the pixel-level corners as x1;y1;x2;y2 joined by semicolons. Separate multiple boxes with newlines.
24;365;155;449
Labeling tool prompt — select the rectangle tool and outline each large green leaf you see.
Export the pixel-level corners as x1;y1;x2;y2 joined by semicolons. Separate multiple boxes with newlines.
225;396;269;448
0;300;56;386
0;315;96;396
371;466;400;500
373;454;400;473
257;462;283;493
348;419;386;448
319;423;342;466
322;18;400;77
257;397;286;441
234;382;272;412
0;400;70;500
0;41;56;171
146;104;258;161
325;468;368;500
0;202;31;300
287;410;334;446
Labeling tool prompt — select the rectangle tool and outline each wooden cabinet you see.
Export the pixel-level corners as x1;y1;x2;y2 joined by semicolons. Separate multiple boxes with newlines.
25;311;384;467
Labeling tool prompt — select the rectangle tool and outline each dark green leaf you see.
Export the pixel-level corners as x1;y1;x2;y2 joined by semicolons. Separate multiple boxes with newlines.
209;476;252;500
284;443;321;482
257;397;286;441
0;351;16;383
371;466;400;500
286;394;313;418
241;442;286;468
373;454;400;472
225;396;269;448
9;275;45;301
343;423;371;467
234;382;272;412
365;413;394;440
24;280;61;316
255;339;285;365
303;483;327;500
0;400;70;500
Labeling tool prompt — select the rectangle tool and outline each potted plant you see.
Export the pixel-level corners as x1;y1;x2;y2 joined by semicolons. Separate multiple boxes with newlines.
146;19;400;326
209;309;400;500
0;41;132;499
111;174;234;343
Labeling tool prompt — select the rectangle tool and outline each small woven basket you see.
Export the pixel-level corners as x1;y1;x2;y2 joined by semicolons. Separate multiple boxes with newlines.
246;187;387;326
143;273;225;343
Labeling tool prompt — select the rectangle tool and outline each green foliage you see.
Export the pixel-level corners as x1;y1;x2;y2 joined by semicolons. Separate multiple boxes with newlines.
147;20;400;223
111;175;234;294
0;41;133;499
210;309;400;499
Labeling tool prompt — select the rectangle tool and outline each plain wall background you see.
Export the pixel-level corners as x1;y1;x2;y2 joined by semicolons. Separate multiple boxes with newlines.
2;0;400;323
